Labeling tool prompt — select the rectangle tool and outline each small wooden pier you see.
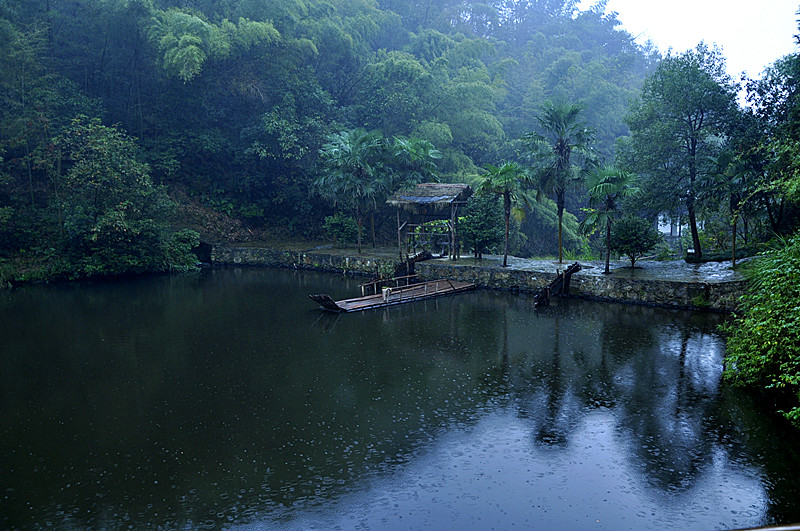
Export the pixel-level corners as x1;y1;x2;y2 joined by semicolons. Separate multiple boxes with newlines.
533;262;582;307
309;278;476;313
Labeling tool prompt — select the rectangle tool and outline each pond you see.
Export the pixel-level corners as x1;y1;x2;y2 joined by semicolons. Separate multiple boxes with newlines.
1;268;798;530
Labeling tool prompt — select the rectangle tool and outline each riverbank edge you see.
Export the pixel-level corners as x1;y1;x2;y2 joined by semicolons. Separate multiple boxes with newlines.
211;246;746;312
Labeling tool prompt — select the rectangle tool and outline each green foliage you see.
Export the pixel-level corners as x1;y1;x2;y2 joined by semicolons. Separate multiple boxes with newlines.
743;54;800;236
323;213;358;245
390;136;442;185
723;234;800;428
690;292;710;308
165;229;201;272
623;44;739;259
148;9;280;82
314;129;387;252
610;215;662;267
54;117;198;278
461;194;504;258
654;241;677;261
477;162;532;266
580;166;640;272
519;197;582;258
413;219;449;235
526;99;596;263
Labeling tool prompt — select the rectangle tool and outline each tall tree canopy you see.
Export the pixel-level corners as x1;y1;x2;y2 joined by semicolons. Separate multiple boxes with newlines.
622;44;739;260
0;0;669;279
526;100;596;263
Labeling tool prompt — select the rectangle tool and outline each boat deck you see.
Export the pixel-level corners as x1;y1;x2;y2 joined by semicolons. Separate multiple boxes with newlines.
310;279;476;312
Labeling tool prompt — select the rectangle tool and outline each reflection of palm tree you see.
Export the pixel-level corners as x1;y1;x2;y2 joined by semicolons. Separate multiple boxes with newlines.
536;313;568;446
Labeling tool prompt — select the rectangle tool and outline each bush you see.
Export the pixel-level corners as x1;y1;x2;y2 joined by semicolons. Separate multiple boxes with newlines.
164;229;201;272
323;213;357;245
654;241;677;261
723;235;800;428
610;216;662;267
50;117;200;279
460;194;503;259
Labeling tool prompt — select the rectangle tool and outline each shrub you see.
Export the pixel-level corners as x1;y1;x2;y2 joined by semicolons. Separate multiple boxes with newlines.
610;216;662;267
40;116;206;279
164;229;201;272
323;213;357;245
460;194;503;259
723;235;800;428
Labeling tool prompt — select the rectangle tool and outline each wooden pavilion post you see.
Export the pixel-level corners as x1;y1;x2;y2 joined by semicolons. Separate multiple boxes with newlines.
396;207;403;261
450;202;456;260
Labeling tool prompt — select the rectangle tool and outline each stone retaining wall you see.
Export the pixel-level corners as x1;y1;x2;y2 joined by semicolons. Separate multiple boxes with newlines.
416;261;745;311
211;246;392;275
211;246;745;312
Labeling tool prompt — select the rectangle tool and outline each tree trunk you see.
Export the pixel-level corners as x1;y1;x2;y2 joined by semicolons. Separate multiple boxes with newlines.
604;221;611;274
503;193;511;267
356;207;363;254
557;190;565;263
687;196;702;260
687;139;702;260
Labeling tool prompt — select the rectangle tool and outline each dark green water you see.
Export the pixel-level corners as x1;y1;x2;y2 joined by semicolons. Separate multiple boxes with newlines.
1;268;799;530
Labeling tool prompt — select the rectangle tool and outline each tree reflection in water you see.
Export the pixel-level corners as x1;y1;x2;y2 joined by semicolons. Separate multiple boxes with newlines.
2;270;798;529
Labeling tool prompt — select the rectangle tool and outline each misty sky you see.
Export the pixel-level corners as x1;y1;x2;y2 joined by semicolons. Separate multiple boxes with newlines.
581;0;799;79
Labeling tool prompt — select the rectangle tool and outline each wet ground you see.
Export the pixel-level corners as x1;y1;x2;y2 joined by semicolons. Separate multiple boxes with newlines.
442;256;747;283
293;243;747;284
216;237;753;286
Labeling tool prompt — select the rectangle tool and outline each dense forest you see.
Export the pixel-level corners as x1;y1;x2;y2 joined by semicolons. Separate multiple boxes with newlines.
1;0;661;273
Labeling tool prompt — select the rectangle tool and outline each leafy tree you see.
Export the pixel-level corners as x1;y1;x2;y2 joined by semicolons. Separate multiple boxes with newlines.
526;99;596;263
147;9;280;82
476;162;532;266
54;116;198;276
357;51;431;135
314;129;387;253
610;215;661;268
390;136;442;186
460;193;504;259
723;234;800;429
580;166;639;274
624;44;739;260
743;54;800;236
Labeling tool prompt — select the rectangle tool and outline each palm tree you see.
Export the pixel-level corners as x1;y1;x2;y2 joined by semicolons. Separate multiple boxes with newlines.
391;136;442;187
526;100;596;263
315;129;386;254
698;151;756;268
477;162;532;267
580;166;640;274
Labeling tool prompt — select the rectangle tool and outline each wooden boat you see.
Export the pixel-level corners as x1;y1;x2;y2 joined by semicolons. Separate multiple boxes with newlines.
309;278;476;313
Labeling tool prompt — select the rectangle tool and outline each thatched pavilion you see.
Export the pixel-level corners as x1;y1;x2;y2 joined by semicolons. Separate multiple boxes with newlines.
386;183;472;261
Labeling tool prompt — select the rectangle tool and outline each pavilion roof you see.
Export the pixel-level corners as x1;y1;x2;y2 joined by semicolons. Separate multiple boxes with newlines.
386;183;472;211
